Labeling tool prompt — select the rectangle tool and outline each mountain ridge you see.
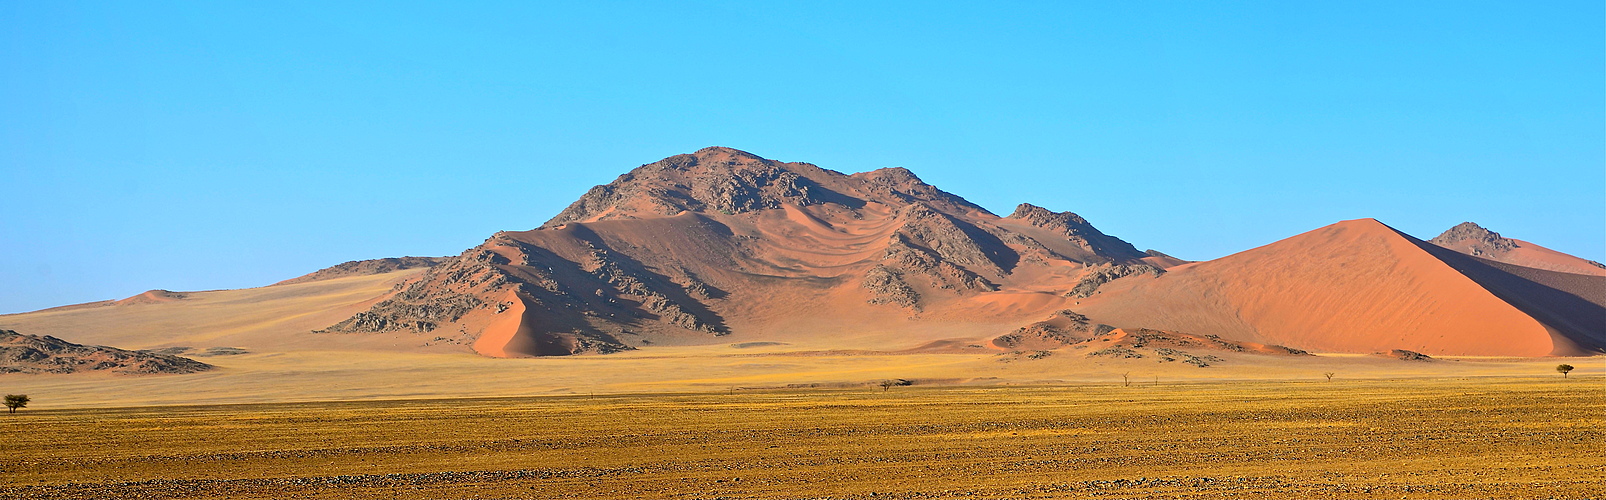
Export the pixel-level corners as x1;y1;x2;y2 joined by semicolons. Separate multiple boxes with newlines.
320;147;1162;356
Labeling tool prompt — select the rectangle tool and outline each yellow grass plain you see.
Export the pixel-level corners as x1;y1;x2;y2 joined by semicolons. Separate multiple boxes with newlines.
2;377;1600;499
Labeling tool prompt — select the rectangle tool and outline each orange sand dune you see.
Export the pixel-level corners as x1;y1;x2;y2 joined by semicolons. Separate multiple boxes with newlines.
1078;218;1601;356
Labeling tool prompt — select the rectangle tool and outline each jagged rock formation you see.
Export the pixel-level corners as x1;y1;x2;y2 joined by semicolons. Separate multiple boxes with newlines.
321;147;1167;357
0;330;211;375
275;257;447;286
1429;222;1606;276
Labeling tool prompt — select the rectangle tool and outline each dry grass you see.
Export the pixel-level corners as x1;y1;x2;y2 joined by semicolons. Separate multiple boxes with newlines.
2;376;1600;499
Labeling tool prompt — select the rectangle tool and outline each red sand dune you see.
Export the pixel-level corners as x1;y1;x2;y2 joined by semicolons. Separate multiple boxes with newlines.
1078;219;1604;356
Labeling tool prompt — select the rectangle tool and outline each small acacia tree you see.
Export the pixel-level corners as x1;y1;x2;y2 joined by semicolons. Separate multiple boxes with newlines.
4;394;28;414
1323;372;1335;382
879;380;896;392
1556;364;1575;379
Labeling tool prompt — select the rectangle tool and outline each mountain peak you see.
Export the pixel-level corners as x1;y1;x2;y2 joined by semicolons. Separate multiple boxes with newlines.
1004;203;1146;261
543;148;830;226
1009;203;1090;226
544;148;994;227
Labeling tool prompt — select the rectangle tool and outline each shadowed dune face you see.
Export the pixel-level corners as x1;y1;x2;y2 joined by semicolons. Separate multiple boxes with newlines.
1077;219;1601;356
1414;242;1606;354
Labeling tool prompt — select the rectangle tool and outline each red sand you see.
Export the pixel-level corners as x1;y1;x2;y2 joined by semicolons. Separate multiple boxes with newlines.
1078;219;1587;356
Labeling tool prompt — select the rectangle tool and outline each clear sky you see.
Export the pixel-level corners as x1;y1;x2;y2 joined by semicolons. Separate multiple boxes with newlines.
2;1;1602;314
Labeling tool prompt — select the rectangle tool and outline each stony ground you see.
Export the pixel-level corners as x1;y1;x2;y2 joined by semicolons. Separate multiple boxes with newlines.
1;377;1600;499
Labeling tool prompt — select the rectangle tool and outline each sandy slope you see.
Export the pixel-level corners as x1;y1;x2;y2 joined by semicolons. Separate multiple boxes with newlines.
0;270;431;353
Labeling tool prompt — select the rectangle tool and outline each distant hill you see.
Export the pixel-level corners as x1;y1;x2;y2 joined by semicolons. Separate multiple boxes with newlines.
0;329;211;375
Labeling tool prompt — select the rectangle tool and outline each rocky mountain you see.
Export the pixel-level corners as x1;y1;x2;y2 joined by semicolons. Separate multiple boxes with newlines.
318;147;1167;356
0;329;212;375
1429;222;1606;276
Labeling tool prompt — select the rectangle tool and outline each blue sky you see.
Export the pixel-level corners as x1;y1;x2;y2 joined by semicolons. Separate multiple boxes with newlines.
2;1;1601;313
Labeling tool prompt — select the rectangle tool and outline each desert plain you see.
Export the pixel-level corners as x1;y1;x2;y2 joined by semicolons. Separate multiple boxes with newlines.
2;376;1601;500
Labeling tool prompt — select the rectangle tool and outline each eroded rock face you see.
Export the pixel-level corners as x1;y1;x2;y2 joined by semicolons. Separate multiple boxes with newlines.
0;330;211;375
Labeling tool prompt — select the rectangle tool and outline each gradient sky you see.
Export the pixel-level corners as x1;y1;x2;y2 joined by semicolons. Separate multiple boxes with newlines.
2;1;1602;314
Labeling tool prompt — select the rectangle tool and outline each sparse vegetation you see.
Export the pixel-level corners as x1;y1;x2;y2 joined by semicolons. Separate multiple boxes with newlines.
877;379;911;392
3;394;27;413
1324;372;1335;381
1556;364;1574;378
0;380;1598;499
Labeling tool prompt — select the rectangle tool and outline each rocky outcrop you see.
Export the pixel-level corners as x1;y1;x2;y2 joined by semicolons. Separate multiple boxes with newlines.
1386;349;1433;361
318;251;501;334
0;330;211;375
862;265;920;309
992;310;1109;349
275;257;447;286
1082;328;1310;367
1006;203;1148;262
1429;222;1517;256
1067;263;1165;298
